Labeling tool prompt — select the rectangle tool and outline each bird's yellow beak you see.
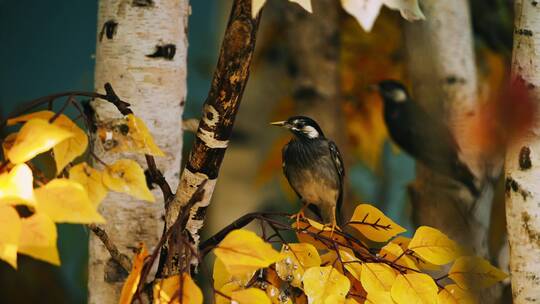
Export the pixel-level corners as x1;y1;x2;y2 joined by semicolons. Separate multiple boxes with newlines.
270;121;286;127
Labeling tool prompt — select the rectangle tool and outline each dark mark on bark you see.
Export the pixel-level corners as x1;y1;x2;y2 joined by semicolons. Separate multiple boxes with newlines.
533;1;538;7
522;212;540;247
445;76;466;85
505;176;531;200
146;44;176;60
519;146;532;170
515;29;534;37
132;0;154;7
104;258;129;282
99;20;118;42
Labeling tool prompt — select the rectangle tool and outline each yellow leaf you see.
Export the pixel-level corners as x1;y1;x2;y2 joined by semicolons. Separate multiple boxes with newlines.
69;163;107;207
365;291;395;304
437;284;478;304
153;273;203;304
213;257;254;290
0;205;21;268
232;288;272;304
293;218;351;251
2;133;17;157
35;179;105;223
448;256;507;290
0;163;36;206
8;111;88;173
103;159;155;202
18;213;60;266
391;273;438;304
214;229;281;277
276;243;321;287
215;281;242;304
7;118;74;164
408;226;461;265
125;114;164;156
252;0;312;18
119;244;148;304
380;242;419;271
338;250;362;281
360;263;397;294
348;204;406;242
302;266;350;304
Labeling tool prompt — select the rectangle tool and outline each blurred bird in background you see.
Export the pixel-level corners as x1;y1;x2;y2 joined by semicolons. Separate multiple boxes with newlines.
271;116;345;230
375;80;479;197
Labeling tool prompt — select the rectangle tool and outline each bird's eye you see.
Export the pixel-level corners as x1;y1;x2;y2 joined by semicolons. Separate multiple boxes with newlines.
391;89;407;103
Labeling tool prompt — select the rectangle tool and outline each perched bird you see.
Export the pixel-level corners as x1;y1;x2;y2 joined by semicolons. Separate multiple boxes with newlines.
271;116;345;228
375;80;479;196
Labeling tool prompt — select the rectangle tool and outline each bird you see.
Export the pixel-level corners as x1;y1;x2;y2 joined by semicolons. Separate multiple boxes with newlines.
271;116;345;229
375;80;479;197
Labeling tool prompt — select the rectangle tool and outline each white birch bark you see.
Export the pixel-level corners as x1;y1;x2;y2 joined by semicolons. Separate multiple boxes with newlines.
89;1;188;302
404;0;492;255
506;1;540;302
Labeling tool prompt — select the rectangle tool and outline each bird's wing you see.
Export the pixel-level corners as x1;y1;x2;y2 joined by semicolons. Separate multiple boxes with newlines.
328;140;345;220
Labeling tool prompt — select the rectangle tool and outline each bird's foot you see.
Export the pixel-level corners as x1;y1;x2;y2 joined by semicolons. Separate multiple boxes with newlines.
290;206;306;228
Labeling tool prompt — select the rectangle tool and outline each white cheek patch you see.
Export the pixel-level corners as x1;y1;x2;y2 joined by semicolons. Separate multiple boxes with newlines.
392;90;407;103
302;125;319;138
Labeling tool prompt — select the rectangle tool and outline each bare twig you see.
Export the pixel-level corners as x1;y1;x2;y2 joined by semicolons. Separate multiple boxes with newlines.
87;224;132;273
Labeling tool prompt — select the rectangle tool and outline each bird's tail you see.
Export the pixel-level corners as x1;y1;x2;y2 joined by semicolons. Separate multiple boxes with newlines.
455;161;480;197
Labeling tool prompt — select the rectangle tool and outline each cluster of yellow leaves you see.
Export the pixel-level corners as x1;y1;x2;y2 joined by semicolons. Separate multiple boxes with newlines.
252;0;424;32
205;204;507;304
0;111;162;268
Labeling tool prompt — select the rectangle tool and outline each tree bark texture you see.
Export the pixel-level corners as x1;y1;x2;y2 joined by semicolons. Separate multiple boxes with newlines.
89;1;188;303
160;0;260;276
506;1;540;302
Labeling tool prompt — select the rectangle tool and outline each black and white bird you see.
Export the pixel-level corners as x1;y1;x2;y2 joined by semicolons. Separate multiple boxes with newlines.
271;116;345;227
376;80;479;196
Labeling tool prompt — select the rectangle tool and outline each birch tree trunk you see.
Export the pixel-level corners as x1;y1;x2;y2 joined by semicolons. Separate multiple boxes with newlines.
404;0;493;256
89;1;188;302
506;1;540;302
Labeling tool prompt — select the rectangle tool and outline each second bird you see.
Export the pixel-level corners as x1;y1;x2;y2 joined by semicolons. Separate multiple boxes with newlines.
271;116;345;226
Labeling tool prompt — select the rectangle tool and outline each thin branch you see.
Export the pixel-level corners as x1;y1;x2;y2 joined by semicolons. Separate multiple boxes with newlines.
87;223;132;273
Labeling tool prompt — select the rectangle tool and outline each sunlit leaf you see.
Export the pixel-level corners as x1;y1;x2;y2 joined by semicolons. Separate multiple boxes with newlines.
365;291;395;304
302;266;350;304
408;226;461;266
437;284;478;304
0;205;21;268
102;159;154;202
380;242;419;271
390;273;438;304
126;114;165;156
35;179;105;223
360;263;397;294
18;213;60;266
293;218;351;250
232;288;272;304
153;273;203;304
348;204;406;242
213;256;254;290
252;0;312;18
276;243;321;287
215;281;242;304
2;133;17;158
214;229;281;277
7;118;73;164
448;256;507;290
69;162;107;207
119;243;148;304
338;249;362;281
0;163;36;206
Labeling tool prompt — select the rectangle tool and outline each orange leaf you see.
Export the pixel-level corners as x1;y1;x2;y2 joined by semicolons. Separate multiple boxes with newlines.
119;243;148;304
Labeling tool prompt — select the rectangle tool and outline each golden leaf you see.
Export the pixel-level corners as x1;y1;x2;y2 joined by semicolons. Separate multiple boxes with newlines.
448;256;507;290
126;114;164;156
302;266;350;304
379;242;419;271
0;205;21;268
153;273;203;304
35;179;105;223
276;243;321;287
8;111;88;173
390;273;437;304
69;162;107;207
119;244;148;304
215;282;242;304
437;284;478;304
232;288;272;304
0;163;36;206
348;204;406;242
18;213;60;266
213;257;254;290
360;263;397;294
338;249;362;281
365;291;395;304
2;133;17;157
214;229;281;277
7;118;73;164
293;218;351;250
408;226;461;266
102;159;154;202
